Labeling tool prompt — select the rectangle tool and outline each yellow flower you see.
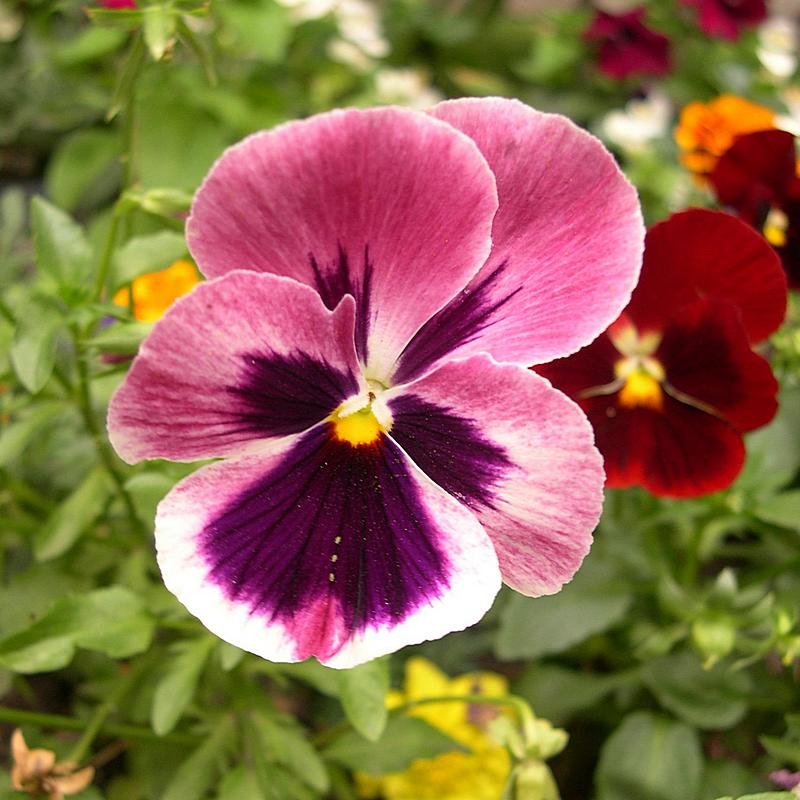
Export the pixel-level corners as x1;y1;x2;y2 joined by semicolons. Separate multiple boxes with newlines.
112;259;200;322
357;657;512;800
9;729;95;800
674;94;776;177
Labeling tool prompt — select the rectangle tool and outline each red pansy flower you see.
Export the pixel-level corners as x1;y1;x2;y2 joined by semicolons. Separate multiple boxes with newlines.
584;8;672;80
99;0;137;8
710;129;800;288
682;0;767;41
537;209;786;498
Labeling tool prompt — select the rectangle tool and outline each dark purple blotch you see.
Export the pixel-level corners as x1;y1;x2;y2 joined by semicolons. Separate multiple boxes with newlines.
389;394;511;511
310;245;373;362
226;349;358;438
199;426;449;633
393;261;521;384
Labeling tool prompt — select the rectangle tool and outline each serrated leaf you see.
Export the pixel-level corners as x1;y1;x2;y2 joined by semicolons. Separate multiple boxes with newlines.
0;587;154;672
323;715;463;775
10;305;62;394
30;196;92;285
0;402;62;466
337;658;389;741
162;716;236;800
249;711;329;793
642;652;750;730
35;467;112;561
151;636;216;735
596;711;703;800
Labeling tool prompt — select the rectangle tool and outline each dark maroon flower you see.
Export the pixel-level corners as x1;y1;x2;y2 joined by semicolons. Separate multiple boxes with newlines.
710;129;800;288
537;209;786;498
584;8;672;80
682;0;767;41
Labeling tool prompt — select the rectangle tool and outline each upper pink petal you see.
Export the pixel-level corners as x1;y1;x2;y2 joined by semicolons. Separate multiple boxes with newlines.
387;355;604;596
107;271;362;463
394;97;643;381
186;107;498;383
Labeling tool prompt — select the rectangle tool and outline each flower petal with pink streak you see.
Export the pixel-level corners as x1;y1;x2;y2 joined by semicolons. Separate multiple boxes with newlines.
387;355;603;596
155;427;501;668
108;271;361;463
392;98;643;382
187;107;498;382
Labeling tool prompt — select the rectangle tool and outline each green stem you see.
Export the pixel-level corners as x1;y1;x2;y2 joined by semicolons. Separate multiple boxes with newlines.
71;325;144;533
92;211;121;302
0;707;199;746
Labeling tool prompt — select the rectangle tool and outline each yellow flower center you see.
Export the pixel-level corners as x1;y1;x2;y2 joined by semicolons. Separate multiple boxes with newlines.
618;369;664;410
331;393;391;446
763;207;788;247
615;354;665;411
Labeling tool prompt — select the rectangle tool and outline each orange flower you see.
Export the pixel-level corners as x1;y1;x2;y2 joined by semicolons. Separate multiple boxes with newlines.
9;729;95;800
674;94;776;177
113;259;200;322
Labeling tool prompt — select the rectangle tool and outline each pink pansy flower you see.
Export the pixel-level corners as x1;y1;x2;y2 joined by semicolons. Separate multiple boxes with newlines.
99;0;137;8
108;99;644;668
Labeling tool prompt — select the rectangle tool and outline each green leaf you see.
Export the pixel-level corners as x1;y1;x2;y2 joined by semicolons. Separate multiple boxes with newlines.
45;129;120;212
218;0;291;63
514;664;633;725
143;4;177;61
714;795;796;800
89;321;152;355
215;765;263;800
249;711;329;793
0;402;62;466
30;196;92;286
35;467;112;561
337;658;389;742
755;490;800;531
0;187;25;257
596;711;703;800
113;230;189;288
642;652;751;730
108;33;146;121
323;716;463;775
151;636;216;735
162;716;236;800
10;305;62;394
496;555;632;660
0;586;154;672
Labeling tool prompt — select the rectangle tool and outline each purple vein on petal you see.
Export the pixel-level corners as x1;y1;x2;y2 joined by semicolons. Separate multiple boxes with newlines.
225;349;359;438
388;393;512;511
310;244;374;363
198;425;451;660
392;261;521;384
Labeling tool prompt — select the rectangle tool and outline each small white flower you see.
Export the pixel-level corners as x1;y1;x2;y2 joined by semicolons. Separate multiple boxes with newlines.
777;85;800;135
374;68;444;109
599;90;672;155
757;15;798;80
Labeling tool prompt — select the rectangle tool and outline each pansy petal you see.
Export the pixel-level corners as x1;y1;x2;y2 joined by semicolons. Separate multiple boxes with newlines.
582;393;745;497
387;356;603;596
391;97;643;382
155;426;501;668
625;209;787;343
108;272;361;463
657;299;778;432
710;129;798;216
187;107;498;380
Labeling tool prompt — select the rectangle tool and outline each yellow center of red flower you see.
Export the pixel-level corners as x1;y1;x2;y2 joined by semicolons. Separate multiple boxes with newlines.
617;368;664;410
763;208;789;247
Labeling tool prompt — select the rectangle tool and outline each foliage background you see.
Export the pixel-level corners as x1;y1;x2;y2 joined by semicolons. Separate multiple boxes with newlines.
1;1;800;798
